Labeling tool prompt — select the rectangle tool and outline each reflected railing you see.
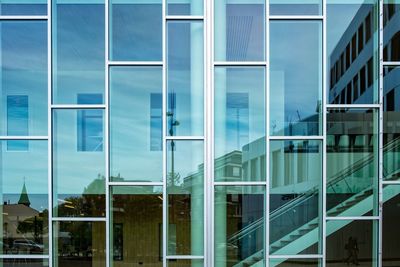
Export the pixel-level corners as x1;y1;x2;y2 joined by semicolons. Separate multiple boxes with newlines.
227;136;400;265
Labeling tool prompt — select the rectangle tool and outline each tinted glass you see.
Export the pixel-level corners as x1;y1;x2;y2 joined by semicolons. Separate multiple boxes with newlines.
110;67;163;182
270;21;322;136
0;1;46;15
111;186;162;267
382;185;400;266
270;140;322;255
327;0;378;104
270;258;319;266
0;259;49;267
168;259;203;266
214;0;265;61
270;0;322;15
0;141;48;255
384;0;400;61
167;0;203;15
214;67;266;182
167;141;203;256
53;1;105;104
0;21;47;136
110;0;162;61
53;109;105;217
167;21;203;136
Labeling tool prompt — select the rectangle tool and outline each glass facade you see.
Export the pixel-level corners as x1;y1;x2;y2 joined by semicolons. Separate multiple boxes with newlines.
0;1;399;267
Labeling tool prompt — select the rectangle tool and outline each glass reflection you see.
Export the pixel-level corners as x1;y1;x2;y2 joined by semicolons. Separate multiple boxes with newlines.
111;186;162;267
270;0;322;15
327;0;378;104
110;67;163;182
0;259;49;267
269;140;322;255
270;258;319;267
0;1;47;15
0;21;48;136
326;220;377;267
53;109;105;217
270;21;322;136
167;141;203;256
384;0;400;61
214;186;265;267
167;0;203;15
383;66;400;181
327;109;378;217
382;185;400;266
214;0;265;61
54;221;105;267
110;0;162;61
168;259;203;267
167;21;203;136
0;141;48;255
214;67;265;182
53;1;105;104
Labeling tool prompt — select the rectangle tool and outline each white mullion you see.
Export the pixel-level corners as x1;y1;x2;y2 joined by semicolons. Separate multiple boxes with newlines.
165;255;205;259
0;15;48;20
203;0;208;263
105;0;110;266
51;104;106;109
269;15;323;20
162;0;167;265
166;15;203;20
382;61;400;66
107;60;163;66
165;136;204;140
268;254;323;259
214;61;267;66
326;104;380;109
214;181;267;186
322;0;327;267
0;136;48;140
326;216;380;221
0;255;50;259
109;181;163;186
269;136;324;140
265;0;270;265
382;180;400;185
52;217;107;222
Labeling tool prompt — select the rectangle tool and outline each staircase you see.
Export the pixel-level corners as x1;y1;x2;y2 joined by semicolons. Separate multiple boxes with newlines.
228;137;400;267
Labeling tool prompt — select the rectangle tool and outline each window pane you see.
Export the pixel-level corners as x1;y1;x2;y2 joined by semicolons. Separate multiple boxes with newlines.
327;109;378;217
270;258;319;266
111;186;162;267
270;21;322;136
383;66;400;181
110;67;163;182
326;220;378;267
214;67;266;182
167;141;203;256
0;1;46;15
53;109;105;217
167;21;203;136
54;221;105;267
384;0;400;61
167;0;203;15
168;259;203;266
110;0;162;61
327;0;378;104
0;21;47;136
0;141;48;255
270;140;322;255
214;0;265;61
270;0;322;15
0;259;49;267
214;186;265;266
383;185;400;266
53;1;105;104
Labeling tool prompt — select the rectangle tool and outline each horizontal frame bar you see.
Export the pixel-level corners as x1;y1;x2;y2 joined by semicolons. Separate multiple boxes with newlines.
52;217;106;222
0;15;48;20
269;15;323;20
268;254;323;259
165;255;204;259
382;61;400;66
166;15;204;20
0;136;48;140
326;216;379;221
109;181;163;186
214;181;267;186
214;61;267;66
382;180;400;185
108;61;163;66
269;136;323;140
326;104;380;109
165;136;204;140
0;255;50;259
51;104;106;109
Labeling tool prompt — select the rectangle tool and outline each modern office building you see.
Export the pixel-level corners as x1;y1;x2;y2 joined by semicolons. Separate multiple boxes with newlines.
0;0;399;267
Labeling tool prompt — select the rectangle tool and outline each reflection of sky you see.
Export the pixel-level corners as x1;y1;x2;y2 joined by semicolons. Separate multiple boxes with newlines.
0;4;47;15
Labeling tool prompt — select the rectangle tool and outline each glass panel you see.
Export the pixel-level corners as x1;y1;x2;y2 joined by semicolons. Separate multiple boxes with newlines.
111;186;162;267
382;185;400;266
270;0;322;15
327;108;378;217
54;221;105;267
214;67;265;182
270;140;322;255
270;258;319;266
214;186;265;267
167;21;203;136
53;1;105;104
168;259;203;267
384;0;400;61
53;109;105;217
214;0;265;61
383;66;400;181
167;141;203;256
327;0;379;104
110;0;162;61
270;21;322;136
0;141;48;255
167;0;203;15
0;259;49;267
0;21;47;136
0;1;47;15
110;67;163;182
326;220;378;267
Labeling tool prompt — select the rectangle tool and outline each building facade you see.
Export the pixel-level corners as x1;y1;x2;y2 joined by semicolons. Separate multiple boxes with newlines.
0;0;399;267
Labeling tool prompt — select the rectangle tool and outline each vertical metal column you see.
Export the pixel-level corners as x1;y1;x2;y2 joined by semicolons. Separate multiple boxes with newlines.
105;0;110;266
322;0;327;267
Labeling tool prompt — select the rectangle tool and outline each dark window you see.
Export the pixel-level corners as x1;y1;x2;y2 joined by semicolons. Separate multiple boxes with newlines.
384;45;388;61
346;82;352;104
367;57;373;87
352;74;359;102
330;67;335;89
340;53;345;76
346;44;351;69
7;95;28;151
351;33;357;62
360;66;366;95
340;89;345;104
358;24;364;53
365;13;371;43
391;31;400;61
386;89;395;112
